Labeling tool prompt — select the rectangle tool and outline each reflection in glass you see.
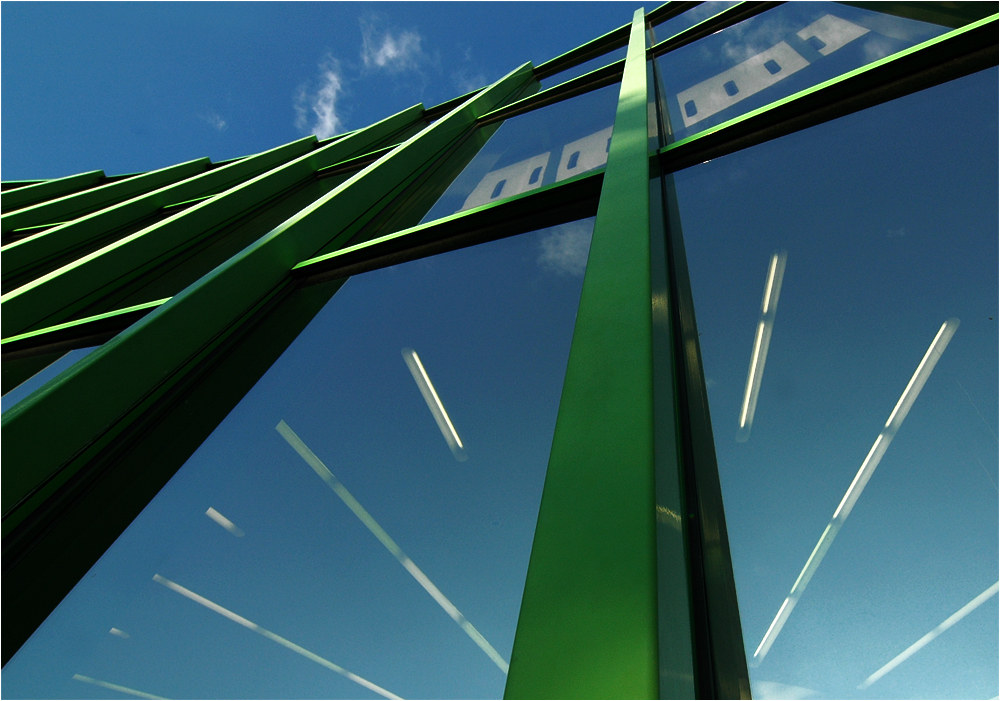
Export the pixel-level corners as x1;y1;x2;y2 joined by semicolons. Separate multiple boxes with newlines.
401;348;468;462
737;250;786;442
673;67;998;698
537;46;627;90
151;573;403;699
655;3;949;142
858;580;999;690
72;673;167;700
3;218;596;699
752;318;958;665
419;84;618;222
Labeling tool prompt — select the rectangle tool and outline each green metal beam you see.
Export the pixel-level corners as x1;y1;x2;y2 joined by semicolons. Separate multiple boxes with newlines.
294;168;604;282
0;118;416;336
0;158;209;236
1;169;105;212
1;62;536;664
504;10;672;698
1;137;316;291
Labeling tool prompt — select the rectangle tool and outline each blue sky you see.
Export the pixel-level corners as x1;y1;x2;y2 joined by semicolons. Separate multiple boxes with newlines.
2;2;638;180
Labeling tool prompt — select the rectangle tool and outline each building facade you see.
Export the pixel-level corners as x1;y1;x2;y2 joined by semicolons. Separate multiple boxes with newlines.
2;3;997;698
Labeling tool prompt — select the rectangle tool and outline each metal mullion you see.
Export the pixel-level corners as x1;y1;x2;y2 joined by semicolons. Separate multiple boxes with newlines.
649;1;783;58
1;170;105;212
505;9;668;698
658;14;998;174
294;168;604;283
0;62;536;665
1;136;316;291
0;158;210;236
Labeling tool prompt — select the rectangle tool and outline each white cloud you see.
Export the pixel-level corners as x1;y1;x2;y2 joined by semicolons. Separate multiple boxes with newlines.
294;54;345;139
537;222;593;277
199;110;227;132
360;18;423;72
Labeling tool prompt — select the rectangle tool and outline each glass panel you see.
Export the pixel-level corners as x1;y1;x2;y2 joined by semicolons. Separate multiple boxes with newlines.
3;217;597;699
419;83;619;223
648;1;741;43
537;45;627;90
655;3;950;143
673;69;997;699
2;346;98;413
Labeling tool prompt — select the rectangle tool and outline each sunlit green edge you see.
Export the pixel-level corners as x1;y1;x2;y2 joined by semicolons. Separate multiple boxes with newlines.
1;170;105;212
0;158;210;234
0;136;317;291
294;167;603;272
0;62;535;629
1;299;170;347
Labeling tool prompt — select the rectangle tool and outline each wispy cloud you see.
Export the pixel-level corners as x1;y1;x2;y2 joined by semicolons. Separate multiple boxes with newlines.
360;17;424;72
537;222;593;277
295;54;345;139
451;47;487;94
199;110;228;132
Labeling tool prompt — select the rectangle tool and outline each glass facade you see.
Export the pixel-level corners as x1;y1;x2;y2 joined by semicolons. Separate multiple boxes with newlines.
2;3;996;699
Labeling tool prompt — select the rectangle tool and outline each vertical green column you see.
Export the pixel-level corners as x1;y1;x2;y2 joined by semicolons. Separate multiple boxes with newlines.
505;8;686;698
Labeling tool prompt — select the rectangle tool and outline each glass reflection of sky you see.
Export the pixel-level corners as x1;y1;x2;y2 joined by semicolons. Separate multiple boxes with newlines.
2;218;596;699
419;83;618;223
675;67;998;699
655;3;949;142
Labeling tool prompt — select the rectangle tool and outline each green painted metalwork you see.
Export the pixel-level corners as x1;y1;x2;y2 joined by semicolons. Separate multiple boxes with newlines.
841;1;997;28
3;2;995;689
295;168;603;281
649;2;782;58
480;59;625;125
504;10;665;698
1;63;535;663
0;158;209;236
0;120;414;336
1;169;104;212
1;136;316;292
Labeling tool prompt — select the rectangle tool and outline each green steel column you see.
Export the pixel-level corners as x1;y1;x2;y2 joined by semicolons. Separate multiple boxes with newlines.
1;169;104;212
505;9;691;698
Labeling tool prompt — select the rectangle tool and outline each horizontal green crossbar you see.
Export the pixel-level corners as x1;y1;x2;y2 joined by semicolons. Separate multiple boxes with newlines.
294;168;603;280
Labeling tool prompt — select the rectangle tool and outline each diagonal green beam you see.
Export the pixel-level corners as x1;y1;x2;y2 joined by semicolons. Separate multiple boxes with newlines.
0;111;415;337
0;158;209;236
1;169;105;212
1;137;317;289
1;63;536;664
505;8;684;698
